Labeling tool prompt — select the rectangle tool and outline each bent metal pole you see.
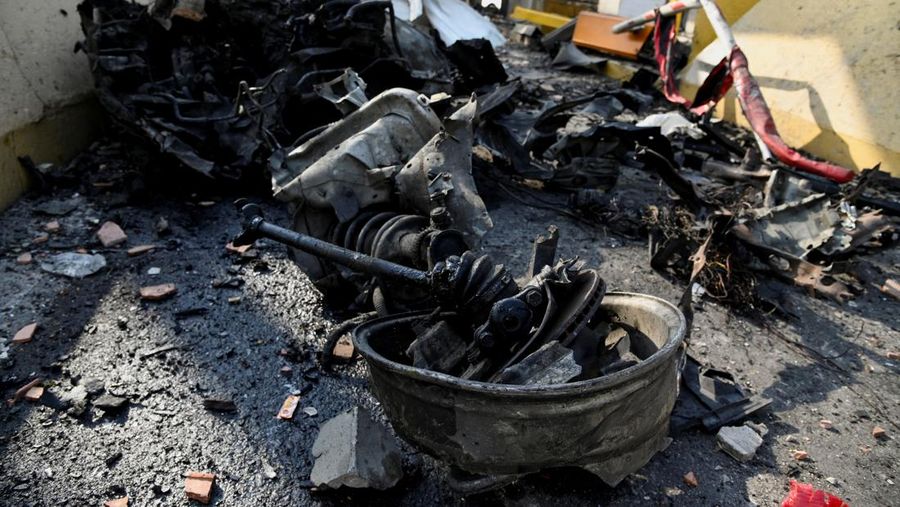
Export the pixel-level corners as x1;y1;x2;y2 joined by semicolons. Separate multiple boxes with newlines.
697;0;855;183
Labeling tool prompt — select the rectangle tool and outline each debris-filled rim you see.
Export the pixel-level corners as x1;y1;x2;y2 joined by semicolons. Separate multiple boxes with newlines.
352;292;686;395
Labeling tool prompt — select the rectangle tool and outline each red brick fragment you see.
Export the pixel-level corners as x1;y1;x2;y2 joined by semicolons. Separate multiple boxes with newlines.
97;221;127;247
683;471;698;488
791;450;809;461
140;283;177;301
44;220;61;233
881;279;900;300
24;386;44;402
16;252;32;265
277;395;300;420
225;242;251;254
7;378;42;406
185;471;215;504
12;322;37;344
127;244;156;257
887;351;900;361
872;426;887;439
33;233;49;244
104;497;128;507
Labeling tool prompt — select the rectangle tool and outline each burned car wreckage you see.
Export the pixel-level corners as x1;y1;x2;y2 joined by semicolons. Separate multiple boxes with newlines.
74;0;897;496
232;86;687;486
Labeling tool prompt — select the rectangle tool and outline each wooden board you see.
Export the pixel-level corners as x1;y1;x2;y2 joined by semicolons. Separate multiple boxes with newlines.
572;12;653;60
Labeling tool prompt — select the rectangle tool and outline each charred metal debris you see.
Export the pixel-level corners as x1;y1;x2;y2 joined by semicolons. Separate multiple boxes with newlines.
75;0;899;494
77;0;505;182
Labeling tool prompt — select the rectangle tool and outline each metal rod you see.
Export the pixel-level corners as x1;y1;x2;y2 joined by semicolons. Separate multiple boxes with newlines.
248;217;431;286
698;0;736;49
612;0;701;33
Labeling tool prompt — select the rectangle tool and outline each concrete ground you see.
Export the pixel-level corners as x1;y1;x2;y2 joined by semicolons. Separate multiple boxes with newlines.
1;47;898;507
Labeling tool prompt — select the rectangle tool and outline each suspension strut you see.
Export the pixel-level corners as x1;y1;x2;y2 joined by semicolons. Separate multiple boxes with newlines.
233;200;604;382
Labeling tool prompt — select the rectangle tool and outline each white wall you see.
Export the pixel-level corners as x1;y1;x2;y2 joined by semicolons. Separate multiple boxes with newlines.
0;1;98;208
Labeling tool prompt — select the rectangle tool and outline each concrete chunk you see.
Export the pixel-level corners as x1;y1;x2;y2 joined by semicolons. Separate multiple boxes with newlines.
310;406;403;490
40;252;106;278
716;425;763;462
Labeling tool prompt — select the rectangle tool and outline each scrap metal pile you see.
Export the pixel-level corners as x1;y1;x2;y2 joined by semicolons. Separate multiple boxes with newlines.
78;0;899;319
77;0;506;182
75;0;898;493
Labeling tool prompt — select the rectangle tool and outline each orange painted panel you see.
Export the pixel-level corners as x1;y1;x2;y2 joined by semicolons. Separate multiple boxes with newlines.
573;12;653;60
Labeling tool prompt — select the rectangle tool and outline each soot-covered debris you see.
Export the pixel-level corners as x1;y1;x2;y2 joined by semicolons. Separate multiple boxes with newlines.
77;0;506;183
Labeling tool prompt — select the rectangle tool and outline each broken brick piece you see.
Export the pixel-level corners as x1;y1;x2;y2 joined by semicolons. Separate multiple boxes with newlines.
819;419;833;430
277;395;300;420
682;471;698;488
104;497;128;507
791;450;809;461
872;426;887;439
7;378;42;406
185;471;215;504
881;279;900;300
44;220;61;233
333;335;355;360
97;221;127;247
887;351;900;361
127;244;156;257
12;322;38;344
16;252;32;265
33;233;49;244
24;386;44;402
225;242;251;254
140;283;177;301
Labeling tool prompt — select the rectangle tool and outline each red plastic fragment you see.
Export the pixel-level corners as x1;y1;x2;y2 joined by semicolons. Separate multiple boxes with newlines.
781;480;849;507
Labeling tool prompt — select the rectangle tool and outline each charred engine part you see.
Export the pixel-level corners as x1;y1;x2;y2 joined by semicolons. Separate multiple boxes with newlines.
235;201;431;285
271;88;442;220
272;89;492;245
78;0;505;182
290;204;470;312
234;201;607;382
235;201;510;317
270;88;496;310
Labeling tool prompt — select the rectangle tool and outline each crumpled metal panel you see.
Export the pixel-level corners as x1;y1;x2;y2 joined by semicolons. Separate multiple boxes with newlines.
819;210;893;257
271;88;441;220
353;293;686;486
395;99;493;243
732;194;839;258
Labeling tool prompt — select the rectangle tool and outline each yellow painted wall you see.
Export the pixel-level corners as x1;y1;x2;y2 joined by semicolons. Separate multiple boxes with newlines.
681;0;899;175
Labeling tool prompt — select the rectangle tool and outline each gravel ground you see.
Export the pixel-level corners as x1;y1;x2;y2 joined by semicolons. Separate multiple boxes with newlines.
1;48;898;507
